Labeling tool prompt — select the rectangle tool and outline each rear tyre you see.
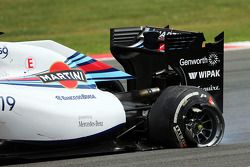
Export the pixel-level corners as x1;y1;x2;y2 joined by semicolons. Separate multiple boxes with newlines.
148;86;224;148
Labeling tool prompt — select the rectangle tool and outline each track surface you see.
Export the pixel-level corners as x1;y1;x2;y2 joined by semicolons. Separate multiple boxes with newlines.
3;49;250;167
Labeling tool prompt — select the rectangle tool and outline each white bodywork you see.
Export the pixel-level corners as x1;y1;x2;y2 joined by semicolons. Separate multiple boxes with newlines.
0;41;128;142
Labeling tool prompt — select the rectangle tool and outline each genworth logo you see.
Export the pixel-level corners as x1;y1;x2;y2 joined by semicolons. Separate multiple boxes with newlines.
179;53;220;67
208;53;220;66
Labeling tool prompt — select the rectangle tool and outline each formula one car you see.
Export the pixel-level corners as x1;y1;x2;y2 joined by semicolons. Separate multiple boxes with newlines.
0;26;224;161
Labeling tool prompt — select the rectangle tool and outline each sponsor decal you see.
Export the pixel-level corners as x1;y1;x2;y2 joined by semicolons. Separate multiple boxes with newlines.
200;94;207;98
78;120;104;127
0;46;8;59
180;57;208;66
188;70;220;80
158;31;166;40
208;53;220;66
174;92;199;123
78;115;103;128
142;28;181;40
0;96;15;111
26;57;35;69
208;96;215;106
158;31;180;40
55;94;96;100
182;98;189;107
198;85;220;92
78;115;92;119
37;62;87;88
179;53;220;67
173;125;187;148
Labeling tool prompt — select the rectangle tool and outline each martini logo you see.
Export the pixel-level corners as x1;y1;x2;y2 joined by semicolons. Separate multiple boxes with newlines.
37;62;87;88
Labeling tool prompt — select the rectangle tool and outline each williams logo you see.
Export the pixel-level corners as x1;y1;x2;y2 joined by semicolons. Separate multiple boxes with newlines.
37;62;87;88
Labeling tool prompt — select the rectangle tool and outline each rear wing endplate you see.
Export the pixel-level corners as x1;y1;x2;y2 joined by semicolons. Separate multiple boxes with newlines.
110;26;224;111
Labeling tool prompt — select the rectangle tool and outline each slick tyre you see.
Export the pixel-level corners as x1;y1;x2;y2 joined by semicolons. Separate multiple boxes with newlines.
148;86;225;148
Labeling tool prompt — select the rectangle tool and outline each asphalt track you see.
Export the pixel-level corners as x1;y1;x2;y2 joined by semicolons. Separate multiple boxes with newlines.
3;49;250;167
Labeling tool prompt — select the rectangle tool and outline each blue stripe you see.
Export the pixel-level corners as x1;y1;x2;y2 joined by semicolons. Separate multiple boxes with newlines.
0;83;96;89
64;52;133;82
86;71;131;79
67;55;86;64
77;84;96;89
68;59;97;68
68;56;93;66
77;59;97;66
86;68;117;74
88;76;133;81
69;53;86;61
68;62;78;68
66;52;81;61
65;54;87;65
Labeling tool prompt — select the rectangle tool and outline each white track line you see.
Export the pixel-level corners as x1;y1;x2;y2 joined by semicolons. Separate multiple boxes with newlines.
224;41;250;51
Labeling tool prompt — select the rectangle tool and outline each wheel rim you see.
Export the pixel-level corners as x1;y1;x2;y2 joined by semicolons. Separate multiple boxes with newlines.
184;105;224;147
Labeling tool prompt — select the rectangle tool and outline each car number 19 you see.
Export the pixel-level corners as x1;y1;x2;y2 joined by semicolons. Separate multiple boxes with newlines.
0;96;16;111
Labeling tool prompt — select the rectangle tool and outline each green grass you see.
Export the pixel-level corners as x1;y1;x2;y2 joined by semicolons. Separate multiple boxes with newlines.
0;0;249;54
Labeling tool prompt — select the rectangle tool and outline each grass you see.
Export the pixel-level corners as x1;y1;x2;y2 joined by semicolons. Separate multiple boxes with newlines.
0;0;249;54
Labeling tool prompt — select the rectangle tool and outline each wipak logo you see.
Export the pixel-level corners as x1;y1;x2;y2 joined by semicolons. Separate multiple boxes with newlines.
188;70;220;80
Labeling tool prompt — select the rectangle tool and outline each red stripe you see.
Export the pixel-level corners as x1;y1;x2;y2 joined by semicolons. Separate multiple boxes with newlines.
78;61;112;72
224;45;242;49
90;53;113;60
4;77;40;81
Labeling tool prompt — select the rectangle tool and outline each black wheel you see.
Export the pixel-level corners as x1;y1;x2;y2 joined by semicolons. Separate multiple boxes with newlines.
148;86;224;148
96;80;125;93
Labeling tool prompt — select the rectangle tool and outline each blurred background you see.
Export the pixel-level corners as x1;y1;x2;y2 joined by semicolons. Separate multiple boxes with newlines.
0;0;249;54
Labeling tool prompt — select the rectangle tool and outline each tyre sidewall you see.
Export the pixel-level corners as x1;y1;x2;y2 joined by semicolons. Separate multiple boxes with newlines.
149;86;224;148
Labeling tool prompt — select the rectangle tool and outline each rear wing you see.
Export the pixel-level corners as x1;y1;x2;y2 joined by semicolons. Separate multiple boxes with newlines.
110;26;224;111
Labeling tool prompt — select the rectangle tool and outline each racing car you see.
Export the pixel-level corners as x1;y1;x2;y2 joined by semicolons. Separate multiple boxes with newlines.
0;26;224;161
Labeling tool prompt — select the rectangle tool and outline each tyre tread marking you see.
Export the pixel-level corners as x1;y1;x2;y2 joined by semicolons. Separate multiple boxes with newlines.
174;92;199;123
